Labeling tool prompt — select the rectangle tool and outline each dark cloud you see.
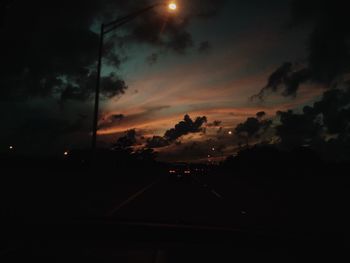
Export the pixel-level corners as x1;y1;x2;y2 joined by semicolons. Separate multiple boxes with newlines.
198;41;211;53
188;0;227;18
111;114;125;121
265;62;293;92
291;0;350;83
146;114;208;149
252;62;291;99
109;114;209;150
99;73;128;98
252;62;312;99
98;113;125;130
166;30;194;54
114;9;193;53
235;113;272;142
113;129;137;150
0;0;129;102
207;120;222;127
98;105;170;131
59;84;89;103
253;0;350;99
164;114;207;141
109;0;226;54
59;72;127;104
146;136;170;149
283;68;311;96
1;0;225;102
146;53;158;65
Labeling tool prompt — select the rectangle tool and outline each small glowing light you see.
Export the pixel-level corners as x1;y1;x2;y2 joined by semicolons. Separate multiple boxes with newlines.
64;151;69;156
212;147;215;151
228;131;233;135
184;170;191;174
9;146;14;150
208;155;211;158
168;2;177;10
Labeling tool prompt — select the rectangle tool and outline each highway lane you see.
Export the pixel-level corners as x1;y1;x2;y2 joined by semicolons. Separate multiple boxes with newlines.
188;174;350;232
106;179;160;216
3;173;349;263
5;171;349;233
105;173;349;232
107;175;250;228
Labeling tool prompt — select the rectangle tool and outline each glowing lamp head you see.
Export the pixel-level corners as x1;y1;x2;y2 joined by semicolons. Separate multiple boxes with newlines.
168;2;177;11
9;146;14;150
64;151;69;156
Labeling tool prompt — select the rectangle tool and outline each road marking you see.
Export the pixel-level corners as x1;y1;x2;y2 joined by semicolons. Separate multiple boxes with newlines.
211;190;223;199
106;180;159;216
192;177;224;199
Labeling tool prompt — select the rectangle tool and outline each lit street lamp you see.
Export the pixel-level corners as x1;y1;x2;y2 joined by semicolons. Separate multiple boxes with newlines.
92;2;178;151
168;3;177;10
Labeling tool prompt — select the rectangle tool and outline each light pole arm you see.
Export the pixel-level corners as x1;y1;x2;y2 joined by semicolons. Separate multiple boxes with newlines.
103;3;163;35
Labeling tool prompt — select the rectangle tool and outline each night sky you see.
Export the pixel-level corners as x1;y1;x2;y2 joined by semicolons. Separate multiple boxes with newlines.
1;0;349;162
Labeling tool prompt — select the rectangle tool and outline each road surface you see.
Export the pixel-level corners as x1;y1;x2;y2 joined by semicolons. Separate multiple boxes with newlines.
103;173;350;233
105;175;276;230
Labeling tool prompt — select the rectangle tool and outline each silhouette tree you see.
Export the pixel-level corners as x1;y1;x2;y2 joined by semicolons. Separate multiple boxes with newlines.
113;129;137;152
235;112;272;146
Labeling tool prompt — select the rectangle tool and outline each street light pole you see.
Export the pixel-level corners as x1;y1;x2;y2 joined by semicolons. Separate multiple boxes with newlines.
91;2;177;151
91;23;104;151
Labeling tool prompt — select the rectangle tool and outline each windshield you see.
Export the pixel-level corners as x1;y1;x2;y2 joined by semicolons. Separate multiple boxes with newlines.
1;0;349;261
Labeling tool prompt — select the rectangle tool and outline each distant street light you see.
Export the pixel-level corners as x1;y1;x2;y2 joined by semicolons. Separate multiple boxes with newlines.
64;151;69;156
228;131;233;135
9;145;14;150
92;2;178;151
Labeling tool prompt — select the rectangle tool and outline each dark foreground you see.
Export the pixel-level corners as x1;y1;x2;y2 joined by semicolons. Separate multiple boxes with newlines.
1;155;350;262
